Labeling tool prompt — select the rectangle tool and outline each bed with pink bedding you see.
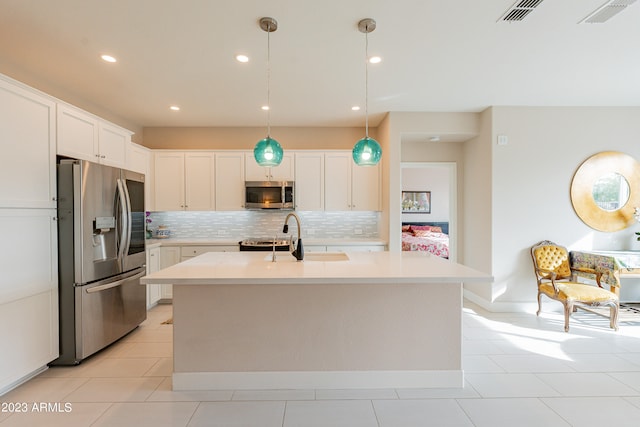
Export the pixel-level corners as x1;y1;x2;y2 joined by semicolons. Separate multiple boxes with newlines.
401;223;450;259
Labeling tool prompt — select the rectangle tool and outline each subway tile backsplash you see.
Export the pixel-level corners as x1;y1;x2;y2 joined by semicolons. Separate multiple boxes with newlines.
147;211;380;240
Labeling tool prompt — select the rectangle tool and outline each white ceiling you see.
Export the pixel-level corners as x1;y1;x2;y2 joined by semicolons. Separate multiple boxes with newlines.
1;0;639;129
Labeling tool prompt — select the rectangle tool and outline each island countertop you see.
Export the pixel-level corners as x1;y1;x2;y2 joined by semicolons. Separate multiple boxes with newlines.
141;250;492;286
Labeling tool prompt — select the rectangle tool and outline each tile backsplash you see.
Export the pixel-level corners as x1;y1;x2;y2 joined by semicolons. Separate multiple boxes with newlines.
147;210;380;240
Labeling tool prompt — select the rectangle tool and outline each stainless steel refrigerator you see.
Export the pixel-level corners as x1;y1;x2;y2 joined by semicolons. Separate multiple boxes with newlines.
53;159;147;365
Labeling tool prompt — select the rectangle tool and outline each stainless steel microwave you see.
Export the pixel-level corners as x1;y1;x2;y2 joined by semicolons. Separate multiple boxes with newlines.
245;181;294;210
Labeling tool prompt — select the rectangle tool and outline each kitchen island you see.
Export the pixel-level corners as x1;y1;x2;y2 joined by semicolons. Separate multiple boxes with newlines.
141;251;491;390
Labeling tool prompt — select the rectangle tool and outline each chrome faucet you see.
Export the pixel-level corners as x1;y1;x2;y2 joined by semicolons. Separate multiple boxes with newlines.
282;212;304;261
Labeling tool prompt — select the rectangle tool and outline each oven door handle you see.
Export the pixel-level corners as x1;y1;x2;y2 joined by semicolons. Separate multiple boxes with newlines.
85;270;146;294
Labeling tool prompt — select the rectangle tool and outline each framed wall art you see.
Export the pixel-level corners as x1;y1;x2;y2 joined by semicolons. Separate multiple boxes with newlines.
402;191;431;213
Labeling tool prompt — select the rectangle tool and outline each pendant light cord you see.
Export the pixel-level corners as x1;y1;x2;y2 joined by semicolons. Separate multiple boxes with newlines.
364;24;370;139
266;21;272;138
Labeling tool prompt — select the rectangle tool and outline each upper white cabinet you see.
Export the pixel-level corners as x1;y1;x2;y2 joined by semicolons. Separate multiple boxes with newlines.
153;151;185;211
294;151;324;211
215;151;245;210
185;152;216;211
245;152;294;181
57;103;130;168
126;143;152;209
0;76;56;209
153;151;215;211
325;151;380;211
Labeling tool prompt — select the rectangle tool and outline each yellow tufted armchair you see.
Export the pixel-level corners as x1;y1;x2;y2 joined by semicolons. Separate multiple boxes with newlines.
530;240;619;332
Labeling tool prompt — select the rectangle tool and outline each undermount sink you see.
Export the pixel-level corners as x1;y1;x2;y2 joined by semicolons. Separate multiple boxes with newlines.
264;252;350;262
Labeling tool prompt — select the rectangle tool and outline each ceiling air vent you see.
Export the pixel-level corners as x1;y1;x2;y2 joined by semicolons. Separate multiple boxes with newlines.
499;0;545;22
581;0;637;23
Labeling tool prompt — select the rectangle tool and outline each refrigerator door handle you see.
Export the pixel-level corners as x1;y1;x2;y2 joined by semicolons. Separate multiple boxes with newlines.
85;270;146;294
115;178;130;262
121;177;133;257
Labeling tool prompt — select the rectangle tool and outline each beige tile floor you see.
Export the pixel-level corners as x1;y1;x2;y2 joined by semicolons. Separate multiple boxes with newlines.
3;302;640;426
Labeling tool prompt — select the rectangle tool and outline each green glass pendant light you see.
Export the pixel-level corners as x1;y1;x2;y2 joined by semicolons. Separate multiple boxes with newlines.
352;18;382;166
254;17;283;167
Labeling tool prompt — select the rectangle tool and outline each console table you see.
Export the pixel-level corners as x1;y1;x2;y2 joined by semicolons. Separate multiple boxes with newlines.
570;250;640;297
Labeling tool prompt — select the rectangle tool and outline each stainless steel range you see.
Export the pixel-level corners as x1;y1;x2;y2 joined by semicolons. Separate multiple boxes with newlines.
239;237;292;252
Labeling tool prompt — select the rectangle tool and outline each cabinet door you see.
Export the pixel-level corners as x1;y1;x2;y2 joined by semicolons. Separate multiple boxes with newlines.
98;122;129;168
185;152;215;210
215;151;245;210
269;154;294;181
245;152;294;181
146;246;162;308
127;143;152;209
294;151;324;211
244;153;270;181
0;208;58;390
324;152;352;211
57;103;99;162
159;246;180;299
0;77;56;209
153;152;185;211
351;162;381;211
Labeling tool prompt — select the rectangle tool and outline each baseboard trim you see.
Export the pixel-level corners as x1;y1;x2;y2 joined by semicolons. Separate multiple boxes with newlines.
463;289;538;313
173;370;463;391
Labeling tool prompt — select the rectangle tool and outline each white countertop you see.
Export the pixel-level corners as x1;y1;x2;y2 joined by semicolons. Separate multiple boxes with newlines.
141;251;492;285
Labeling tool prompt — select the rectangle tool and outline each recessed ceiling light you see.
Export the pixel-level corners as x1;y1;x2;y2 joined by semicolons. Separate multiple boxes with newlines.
236;54;249;63
169;105;180;111
352;106;361;111
368;56;382;64
101;54;117;63
261;105;270;111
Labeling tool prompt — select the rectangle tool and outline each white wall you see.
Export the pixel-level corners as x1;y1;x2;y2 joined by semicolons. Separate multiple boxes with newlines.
488;106;640;309
401;167;450;223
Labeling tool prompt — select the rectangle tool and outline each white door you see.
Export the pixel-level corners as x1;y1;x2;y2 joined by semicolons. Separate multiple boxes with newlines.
324;152;352;211
295;151;324;211
185;152;215;210
215;151;245;210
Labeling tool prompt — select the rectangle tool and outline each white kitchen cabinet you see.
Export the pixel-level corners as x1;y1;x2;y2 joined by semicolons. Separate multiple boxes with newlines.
153;151;215;211
326;244;386;252
180;244;240;261
294;151;324;211
146;246;162;309
127;143;152;210
97;121;129;168
153;151;185;211
185;152;216;211
159;246;181;300
245;152;294;181
215;151;245;210
0;74;59;394
57;103;130;168
0;76;56;209
325;151;380;211
0;209;58;393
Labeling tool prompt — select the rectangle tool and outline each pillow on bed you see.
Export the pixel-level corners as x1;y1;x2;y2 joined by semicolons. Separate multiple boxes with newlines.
410;225;442;233
413;229;437;237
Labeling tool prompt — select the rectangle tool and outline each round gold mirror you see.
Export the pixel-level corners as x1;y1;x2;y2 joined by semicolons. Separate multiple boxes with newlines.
570;151;640;232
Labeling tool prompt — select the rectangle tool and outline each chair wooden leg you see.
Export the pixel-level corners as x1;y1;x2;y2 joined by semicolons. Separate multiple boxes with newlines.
536;292;542;316
563;302;572;332
610;303;619;331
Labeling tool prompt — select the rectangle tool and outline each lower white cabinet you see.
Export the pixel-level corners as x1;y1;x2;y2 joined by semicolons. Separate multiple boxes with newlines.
180;245;239;261
146;246;162;309
159;246;181;300
0;209;58;394
326;245;385;252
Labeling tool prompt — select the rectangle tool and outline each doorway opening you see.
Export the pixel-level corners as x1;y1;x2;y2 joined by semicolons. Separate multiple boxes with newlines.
400;162;457;262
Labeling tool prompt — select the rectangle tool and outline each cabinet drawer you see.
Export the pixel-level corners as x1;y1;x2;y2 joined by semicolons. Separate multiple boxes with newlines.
181;245;239;257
